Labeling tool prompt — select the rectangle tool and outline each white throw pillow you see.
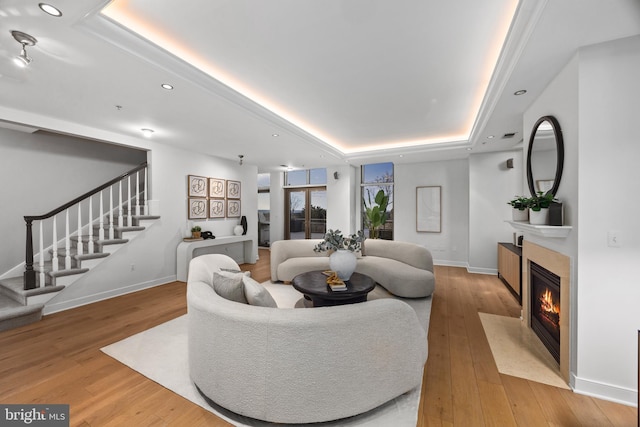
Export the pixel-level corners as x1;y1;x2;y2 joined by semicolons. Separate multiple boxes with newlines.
242;276;278;308
212;271;248;304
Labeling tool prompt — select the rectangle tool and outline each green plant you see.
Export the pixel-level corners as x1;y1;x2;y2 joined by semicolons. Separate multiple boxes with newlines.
364;189;390;239
314;229;364;253
508;196;530;211
191;225;201;232
529;191;556;211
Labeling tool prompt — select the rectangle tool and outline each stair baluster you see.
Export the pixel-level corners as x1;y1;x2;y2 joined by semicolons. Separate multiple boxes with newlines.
118;181;123;228
77;203;83;256
52;215;58;272
88;196;94;255
39;222;45;287
109;186;114;240
127;176;132;227
136;171;141;216
143;167;148;215
99;191;105;241
65;209;71;270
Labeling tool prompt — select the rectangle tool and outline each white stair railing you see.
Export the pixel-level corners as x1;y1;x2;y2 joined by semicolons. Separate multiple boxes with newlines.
22;163;148;290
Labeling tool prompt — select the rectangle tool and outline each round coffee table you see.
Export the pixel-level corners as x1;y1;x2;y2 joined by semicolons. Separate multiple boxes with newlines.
292;271;376;307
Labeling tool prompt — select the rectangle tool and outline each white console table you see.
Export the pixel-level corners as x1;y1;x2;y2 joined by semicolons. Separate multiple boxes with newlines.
176;235;256;281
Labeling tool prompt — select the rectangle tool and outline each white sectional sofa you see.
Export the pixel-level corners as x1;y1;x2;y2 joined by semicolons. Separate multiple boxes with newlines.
271;238;436;298
187;254;428;424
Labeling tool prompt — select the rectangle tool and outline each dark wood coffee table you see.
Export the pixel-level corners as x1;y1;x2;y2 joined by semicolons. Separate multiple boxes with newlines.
292;271;376;307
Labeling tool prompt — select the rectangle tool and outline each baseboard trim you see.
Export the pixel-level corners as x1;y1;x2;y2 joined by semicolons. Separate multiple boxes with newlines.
433;260;467;268
42;275;177;315
572;373;638;407
467;266;498;275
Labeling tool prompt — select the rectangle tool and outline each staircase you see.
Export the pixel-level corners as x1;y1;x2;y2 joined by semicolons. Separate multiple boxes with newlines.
0;163;159;332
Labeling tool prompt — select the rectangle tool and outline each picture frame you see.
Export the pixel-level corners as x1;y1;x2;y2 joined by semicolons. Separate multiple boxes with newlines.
188;175;207;198
226;180;241;199
188;198;207;219
209;199;225;219
416;186;441;233
209;178;225;199
227;199;241;218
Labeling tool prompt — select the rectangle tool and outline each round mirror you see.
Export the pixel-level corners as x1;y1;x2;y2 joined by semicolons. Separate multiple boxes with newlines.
526;115;564;197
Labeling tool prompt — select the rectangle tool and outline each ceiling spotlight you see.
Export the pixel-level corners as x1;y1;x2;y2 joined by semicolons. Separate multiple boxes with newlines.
141;128;154;138
514;89;527;96
487;135;495;139
39;3;62;17
11;31;37;68
271;133;279;137
161;83;174;90
238;154;244;165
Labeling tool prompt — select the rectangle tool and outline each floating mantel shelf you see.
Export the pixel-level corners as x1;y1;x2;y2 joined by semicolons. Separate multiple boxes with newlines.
506;221;572;238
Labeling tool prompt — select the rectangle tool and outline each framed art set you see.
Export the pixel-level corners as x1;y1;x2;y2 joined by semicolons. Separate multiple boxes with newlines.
188;175;241;220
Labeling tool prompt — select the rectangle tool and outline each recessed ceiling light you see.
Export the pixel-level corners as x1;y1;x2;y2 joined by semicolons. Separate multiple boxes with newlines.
272;133;279;137
141;128;154;138
466;148;472;151
514;89;527;96
487;135;495;139
161;83;173;90
39;3;62;17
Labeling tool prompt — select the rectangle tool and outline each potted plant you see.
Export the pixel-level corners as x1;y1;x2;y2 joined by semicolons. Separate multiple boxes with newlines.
508;196;530;221
314;229;364;280
363;189;390;239
528;191;556;225
191;225;202;239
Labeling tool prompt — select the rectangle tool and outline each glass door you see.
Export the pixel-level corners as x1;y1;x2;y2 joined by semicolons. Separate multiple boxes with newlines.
285;187;326;240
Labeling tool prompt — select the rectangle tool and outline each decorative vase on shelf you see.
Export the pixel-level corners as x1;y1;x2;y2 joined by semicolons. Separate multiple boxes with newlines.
529;209;549;225
233;225;244;236
329;250;357;281
512;208;529;222
240;215;247;235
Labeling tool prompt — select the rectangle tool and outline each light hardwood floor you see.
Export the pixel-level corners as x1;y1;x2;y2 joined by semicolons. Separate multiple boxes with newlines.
0;249;636;426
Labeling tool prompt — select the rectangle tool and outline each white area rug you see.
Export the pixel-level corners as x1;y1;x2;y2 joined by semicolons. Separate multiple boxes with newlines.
479;312;569;389
101;282;431;426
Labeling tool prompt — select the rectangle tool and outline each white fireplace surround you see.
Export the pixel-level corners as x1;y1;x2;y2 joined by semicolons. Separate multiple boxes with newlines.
522;240;571;385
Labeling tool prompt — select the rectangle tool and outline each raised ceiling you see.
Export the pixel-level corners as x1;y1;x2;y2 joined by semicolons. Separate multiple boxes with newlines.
1;0;639;171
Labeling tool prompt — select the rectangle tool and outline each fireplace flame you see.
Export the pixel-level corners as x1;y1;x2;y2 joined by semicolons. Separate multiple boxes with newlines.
540;288;560;316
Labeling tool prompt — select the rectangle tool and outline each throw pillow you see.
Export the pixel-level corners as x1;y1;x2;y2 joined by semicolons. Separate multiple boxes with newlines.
242;276;278;308
212;271;248;304
220;268;251;277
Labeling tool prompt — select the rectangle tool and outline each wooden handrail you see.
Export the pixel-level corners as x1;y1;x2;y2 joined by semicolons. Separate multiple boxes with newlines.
24;162;147;221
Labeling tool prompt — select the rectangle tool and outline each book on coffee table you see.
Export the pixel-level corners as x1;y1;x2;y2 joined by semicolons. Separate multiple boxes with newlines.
328;282;347;291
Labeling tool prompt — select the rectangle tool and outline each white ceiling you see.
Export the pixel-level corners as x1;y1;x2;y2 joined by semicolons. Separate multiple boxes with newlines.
1;0;639;171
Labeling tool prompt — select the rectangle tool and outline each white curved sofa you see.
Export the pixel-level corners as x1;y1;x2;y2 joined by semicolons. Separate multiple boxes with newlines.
187;254;428;424
271;238;435;298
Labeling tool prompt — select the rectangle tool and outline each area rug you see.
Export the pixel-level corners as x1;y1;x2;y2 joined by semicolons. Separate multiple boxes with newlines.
101;282;431;426
479;312;569;389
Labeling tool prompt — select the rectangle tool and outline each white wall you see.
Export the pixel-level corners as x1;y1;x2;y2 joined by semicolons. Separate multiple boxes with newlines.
394;159;469;266
326;164;357;234
468;150;524;273
0;128;146;275
573;35;640;405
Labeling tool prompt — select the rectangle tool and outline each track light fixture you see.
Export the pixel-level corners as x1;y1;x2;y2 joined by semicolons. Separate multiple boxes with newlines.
238;155;244;165
11;31;37;68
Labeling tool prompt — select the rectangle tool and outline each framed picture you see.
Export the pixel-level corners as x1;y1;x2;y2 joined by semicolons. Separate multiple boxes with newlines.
188;175;207;198
188;198;207;219
209;199;225;219
226;180;241;199
209;178;225;198
227;199;241;218
416;186;441;233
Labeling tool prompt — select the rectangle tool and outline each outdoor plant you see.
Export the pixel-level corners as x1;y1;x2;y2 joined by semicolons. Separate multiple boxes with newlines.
364;189;390;239
314;229;364;253
529;191;556;211
507;196;530;211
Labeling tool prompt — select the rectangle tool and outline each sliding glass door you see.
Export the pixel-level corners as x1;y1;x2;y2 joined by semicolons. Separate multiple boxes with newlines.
285;187;326;240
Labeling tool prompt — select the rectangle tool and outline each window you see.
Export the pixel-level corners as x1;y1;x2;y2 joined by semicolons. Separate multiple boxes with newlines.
285;168;327;187
257;173;270;247
361;162;393;239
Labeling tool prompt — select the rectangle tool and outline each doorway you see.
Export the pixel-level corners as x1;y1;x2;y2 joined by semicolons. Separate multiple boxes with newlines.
285;187;326;240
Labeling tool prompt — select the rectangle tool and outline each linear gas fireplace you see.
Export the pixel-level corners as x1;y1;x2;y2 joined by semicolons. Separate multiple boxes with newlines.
530;262;561;363
522;241;571;384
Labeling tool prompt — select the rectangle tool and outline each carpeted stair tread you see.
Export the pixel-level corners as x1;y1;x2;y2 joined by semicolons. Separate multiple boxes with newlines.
0;276;65;304
0;302;44;332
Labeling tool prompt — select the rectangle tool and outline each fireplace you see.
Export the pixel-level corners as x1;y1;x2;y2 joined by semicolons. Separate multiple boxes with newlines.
522;241;570;384
530;262;560;363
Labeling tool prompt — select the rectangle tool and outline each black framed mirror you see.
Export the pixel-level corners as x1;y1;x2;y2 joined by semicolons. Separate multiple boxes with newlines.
526;115;564;197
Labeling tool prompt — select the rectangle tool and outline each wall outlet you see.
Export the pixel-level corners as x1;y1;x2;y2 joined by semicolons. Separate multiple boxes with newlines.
607;231;621;248
130;264;135;271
